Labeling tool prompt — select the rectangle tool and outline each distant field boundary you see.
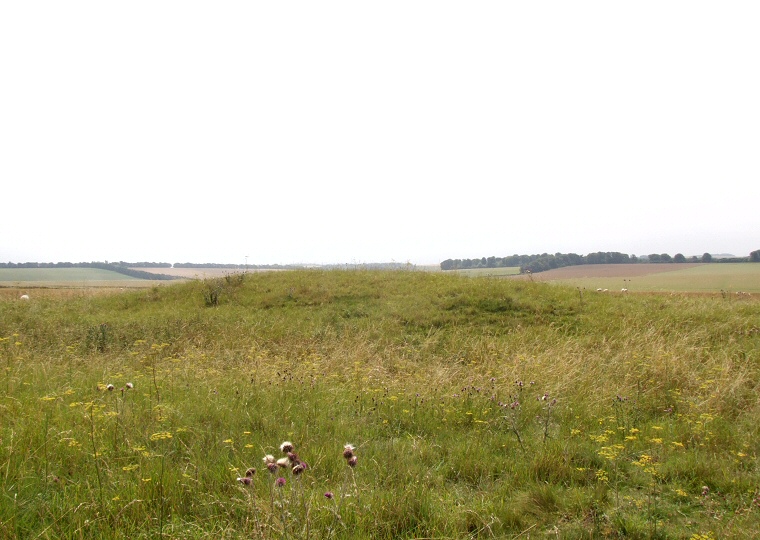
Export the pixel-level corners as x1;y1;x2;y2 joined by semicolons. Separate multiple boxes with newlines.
1;264;757;294
132;267;283;279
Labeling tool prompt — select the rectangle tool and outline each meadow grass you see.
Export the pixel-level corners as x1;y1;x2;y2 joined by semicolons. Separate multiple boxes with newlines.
1;269;759;538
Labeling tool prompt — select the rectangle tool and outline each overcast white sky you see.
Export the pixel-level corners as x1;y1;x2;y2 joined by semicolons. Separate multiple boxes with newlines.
2;2;758;266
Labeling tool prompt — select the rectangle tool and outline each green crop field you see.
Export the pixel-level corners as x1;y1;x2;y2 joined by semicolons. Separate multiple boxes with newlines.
0;268;171;291
2;269;759;538
0;268;138;282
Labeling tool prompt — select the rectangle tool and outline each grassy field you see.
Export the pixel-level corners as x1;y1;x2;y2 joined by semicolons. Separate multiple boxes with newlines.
516;263;760;294
453;267;522;277
1;269;759;538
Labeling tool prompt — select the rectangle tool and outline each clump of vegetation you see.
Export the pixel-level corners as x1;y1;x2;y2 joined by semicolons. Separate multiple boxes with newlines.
1;269;759;538
202;272;246;306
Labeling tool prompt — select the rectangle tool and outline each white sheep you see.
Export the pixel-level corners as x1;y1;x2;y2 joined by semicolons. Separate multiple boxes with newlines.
20;294;30;301
621;288;628;292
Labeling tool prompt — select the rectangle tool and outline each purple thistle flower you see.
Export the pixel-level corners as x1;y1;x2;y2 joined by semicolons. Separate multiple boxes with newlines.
347;456;358;468
237;476;252;486
324;491;334;499
276;477;286;487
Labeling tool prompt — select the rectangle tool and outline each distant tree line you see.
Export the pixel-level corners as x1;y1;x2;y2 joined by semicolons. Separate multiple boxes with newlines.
441;250;760;273
0;261;179;280
117;261;173;268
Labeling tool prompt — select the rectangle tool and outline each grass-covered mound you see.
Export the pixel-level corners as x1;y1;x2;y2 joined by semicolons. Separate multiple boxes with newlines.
2;270;759;538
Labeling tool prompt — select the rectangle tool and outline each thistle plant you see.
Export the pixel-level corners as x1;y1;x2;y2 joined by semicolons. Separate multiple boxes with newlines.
342;443;359;496
500;380;526;452
239;440;313;539
537;392;557;443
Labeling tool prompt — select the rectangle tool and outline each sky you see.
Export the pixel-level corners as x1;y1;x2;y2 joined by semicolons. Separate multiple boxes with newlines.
2;2;758;266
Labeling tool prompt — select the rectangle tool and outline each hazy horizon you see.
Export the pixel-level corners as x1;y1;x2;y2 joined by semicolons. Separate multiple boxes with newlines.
2;2;758;266
0;249;751;268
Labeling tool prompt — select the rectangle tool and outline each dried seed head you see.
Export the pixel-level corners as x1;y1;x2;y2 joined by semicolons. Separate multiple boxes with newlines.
280;441;294;453
245;468;256;478
106;384;115;391
276;457;291;468
237;477;252;486
263;454;276;465
347;456;358;468
343;444;355;459
292;462;307;475
126;382;134;390
267;462;279;474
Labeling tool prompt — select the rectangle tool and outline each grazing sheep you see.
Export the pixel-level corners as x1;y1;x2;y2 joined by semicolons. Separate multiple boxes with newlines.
621;288;628;292
20;294;30;301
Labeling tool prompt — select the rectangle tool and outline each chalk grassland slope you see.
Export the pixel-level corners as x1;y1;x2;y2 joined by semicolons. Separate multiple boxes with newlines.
517;263;760;293
0;267;172;290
